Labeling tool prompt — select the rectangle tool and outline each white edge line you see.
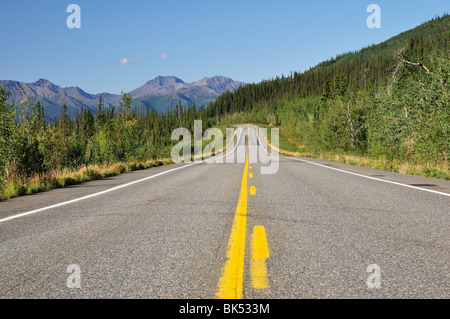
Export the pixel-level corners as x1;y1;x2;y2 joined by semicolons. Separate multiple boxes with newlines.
213;127;243;161
0;164;194;224
0;128;245;224
251;124;278;158
252;125;450;198
288;157;450;197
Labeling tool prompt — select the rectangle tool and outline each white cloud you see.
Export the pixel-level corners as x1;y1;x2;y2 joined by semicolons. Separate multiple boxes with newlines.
159;53;168;60
107;56;147;65
119;58;131;65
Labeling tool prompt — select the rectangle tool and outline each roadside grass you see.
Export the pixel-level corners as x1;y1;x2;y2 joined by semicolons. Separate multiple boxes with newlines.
258;124;450;181
0;158;172;200
0;128;236;201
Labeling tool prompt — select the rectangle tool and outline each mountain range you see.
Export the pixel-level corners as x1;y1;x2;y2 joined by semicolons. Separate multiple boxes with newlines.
0;76;245;118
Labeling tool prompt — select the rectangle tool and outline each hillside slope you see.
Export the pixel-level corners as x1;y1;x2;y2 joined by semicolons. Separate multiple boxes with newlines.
205;14;449;175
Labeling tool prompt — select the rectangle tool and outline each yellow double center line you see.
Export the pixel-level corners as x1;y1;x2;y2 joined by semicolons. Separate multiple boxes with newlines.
215;153;249;299
216;128;269;299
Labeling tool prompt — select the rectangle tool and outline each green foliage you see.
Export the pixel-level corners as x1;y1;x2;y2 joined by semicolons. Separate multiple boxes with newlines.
0;88;207;197
205;14;450;169
0;87;16;189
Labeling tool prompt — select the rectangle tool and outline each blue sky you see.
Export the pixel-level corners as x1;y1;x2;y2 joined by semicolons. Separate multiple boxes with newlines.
0;0;448;94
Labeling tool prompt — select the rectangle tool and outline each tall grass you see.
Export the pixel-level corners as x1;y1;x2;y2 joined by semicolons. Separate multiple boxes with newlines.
1;158;172;200
262;125;450;180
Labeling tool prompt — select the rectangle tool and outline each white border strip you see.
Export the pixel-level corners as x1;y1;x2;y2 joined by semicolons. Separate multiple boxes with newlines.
0;164;193;224
288;157;450;197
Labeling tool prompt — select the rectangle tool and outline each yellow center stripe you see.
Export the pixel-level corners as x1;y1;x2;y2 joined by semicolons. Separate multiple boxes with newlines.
250;226;270;289
215;154;249;299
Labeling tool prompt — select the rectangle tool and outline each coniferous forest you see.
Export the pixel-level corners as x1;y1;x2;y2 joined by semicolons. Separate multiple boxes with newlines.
0;15;449;199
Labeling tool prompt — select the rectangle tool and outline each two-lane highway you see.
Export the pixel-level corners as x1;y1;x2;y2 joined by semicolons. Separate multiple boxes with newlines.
0;125;449;298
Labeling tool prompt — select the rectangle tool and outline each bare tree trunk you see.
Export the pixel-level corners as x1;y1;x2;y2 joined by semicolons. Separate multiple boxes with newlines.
345;102;359;148
392;52;433;79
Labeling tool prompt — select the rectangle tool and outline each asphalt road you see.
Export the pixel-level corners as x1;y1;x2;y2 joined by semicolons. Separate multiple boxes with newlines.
0;125;449;299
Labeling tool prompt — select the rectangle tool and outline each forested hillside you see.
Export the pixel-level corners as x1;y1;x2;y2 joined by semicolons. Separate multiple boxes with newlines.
205;14;449;176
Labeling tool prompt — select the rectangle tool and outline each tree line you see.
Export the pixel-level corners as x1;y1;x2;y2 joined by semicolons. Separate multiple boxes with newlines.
0;89;209;193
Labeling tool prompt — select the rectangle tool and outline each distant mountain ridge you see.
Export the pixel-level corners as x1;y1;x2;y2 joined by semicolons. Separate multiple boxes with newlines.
0;76;245;118
128;76;245;113
129;76;186;97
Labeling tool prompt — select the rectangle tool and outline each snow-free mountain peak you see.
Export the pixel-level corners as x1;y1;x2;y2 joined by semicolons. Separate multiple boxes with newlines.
0;75;245;117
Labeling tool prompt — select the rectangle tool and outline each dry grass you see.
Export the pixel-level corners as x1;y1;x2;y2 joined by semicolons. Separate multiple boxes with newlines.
1;131;236;201
262;127;450;181
1;158;173;200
